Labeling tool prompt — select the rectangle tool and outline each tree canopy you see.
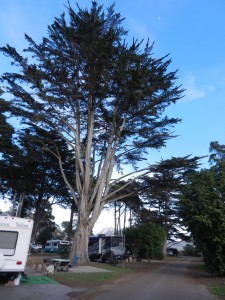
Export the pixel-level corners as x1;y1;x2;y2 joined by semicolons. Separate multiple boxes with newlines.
0;2;184;263
139;156;201;242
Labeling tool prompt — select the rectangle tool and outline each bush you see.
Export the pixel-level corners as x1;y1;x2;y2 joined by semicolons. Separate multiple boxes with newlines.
124;223;166;260
202;244;225;276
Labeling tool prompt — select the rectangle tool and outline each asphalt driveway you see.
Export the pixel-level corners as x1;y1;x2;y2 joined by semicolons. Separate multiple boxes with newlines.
91;257;219;300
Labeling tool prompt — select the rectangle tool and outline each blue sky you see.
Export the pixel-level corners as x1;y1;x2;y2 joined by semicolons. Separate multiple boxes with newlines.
1;0;225;167
1;0;225;229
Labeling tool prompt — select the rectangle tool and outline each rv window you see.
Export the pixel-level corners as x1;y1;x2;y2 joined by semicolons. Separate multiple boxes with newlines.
89;237;98;247
112;236;122;247
103;237;111;249
0;230;18;256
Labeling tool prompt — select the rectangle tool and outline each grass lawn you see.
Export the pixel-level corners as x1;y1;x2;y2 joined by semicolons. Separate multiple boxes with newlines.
52;263;132;288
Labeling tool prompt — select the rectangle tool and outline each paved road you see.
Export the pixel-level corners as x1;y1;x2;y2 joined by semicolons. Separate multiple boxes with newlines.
91;257;219;300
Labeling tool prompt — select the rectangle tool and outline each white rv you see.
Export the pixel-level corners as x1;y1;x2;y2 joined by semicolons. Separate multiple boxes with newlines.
0;216;33;285
45;239;70;253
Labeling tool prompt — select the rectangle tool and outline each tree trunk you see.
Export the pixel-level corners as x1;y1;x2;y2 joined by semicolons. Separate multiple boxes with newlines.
12;192;17;216
163;233;168;257
69;205;91;264
31;218;39;243
114;202;117;235
16;193;25;217
117;204;121;235
123;203;127;231
67;206;74;241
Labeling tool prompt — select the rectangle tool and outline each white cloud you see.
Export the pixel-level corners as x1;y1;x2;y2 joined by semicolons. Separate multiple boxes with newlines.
127;17;155;42
183;74;206;102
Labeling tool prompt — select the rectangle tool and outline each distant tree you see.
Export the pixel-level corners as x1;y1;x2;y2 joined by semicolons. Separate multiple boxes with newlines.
138;156;200;243
209;141;225;162
183;244;199;257
61;219;77;240
52;224;65;240
36;226;56;245
0;3;184;263
18;128;74;241
167;247;178;256
0;127;74;241
106;180;141;235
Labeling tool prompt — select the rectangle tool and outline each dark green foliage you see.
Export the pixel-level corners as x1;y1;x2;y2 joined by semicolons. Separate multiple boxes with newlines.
136;156;201;242
124;223;166;260
0;126;74;240
36;227;55;245
179;142;225;276
183;244;199;256
0;110;17;197
0;110;15;155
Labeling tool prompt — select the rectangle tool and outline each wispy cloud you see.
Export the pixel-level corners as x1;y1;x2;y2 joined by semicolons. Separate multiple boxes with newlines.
182;74;208;103
126;17;155;42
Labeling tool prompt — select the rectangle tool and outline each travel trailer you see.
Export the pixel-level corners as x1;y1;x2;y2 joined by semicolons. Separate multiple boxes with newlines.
0;216;33;285
45;239;70;253
88;235;125;262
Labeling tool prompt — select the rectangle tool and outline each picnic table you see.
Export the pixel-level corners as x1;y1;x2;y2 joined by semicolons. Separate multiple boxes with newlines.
50;258;71;272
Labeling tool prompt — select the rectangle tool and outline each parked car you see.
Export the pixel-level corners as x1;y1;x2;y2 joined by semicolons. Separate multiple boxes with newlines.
166;249;173;256
31;243;43;253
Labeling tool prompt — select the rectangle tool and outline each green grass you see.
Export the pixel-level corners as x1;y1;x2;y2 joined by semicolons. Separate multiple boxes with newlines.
208;282;225;298
52;264;131;287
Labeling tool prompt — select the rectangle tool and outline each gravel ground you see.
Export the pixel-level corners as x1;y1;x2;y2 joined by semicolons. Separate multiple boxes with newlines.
26;264;112;275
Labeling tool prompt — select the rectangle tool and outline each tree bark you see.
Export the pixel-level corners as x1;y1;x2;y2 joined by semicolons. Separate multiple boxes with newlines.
69;209;91;263
16;193;25;217
67;206;74;242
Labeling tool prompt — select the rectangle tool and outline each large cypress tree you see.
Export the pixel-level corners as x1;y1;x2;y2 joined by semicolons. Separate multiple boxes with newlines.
0;2;183;263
